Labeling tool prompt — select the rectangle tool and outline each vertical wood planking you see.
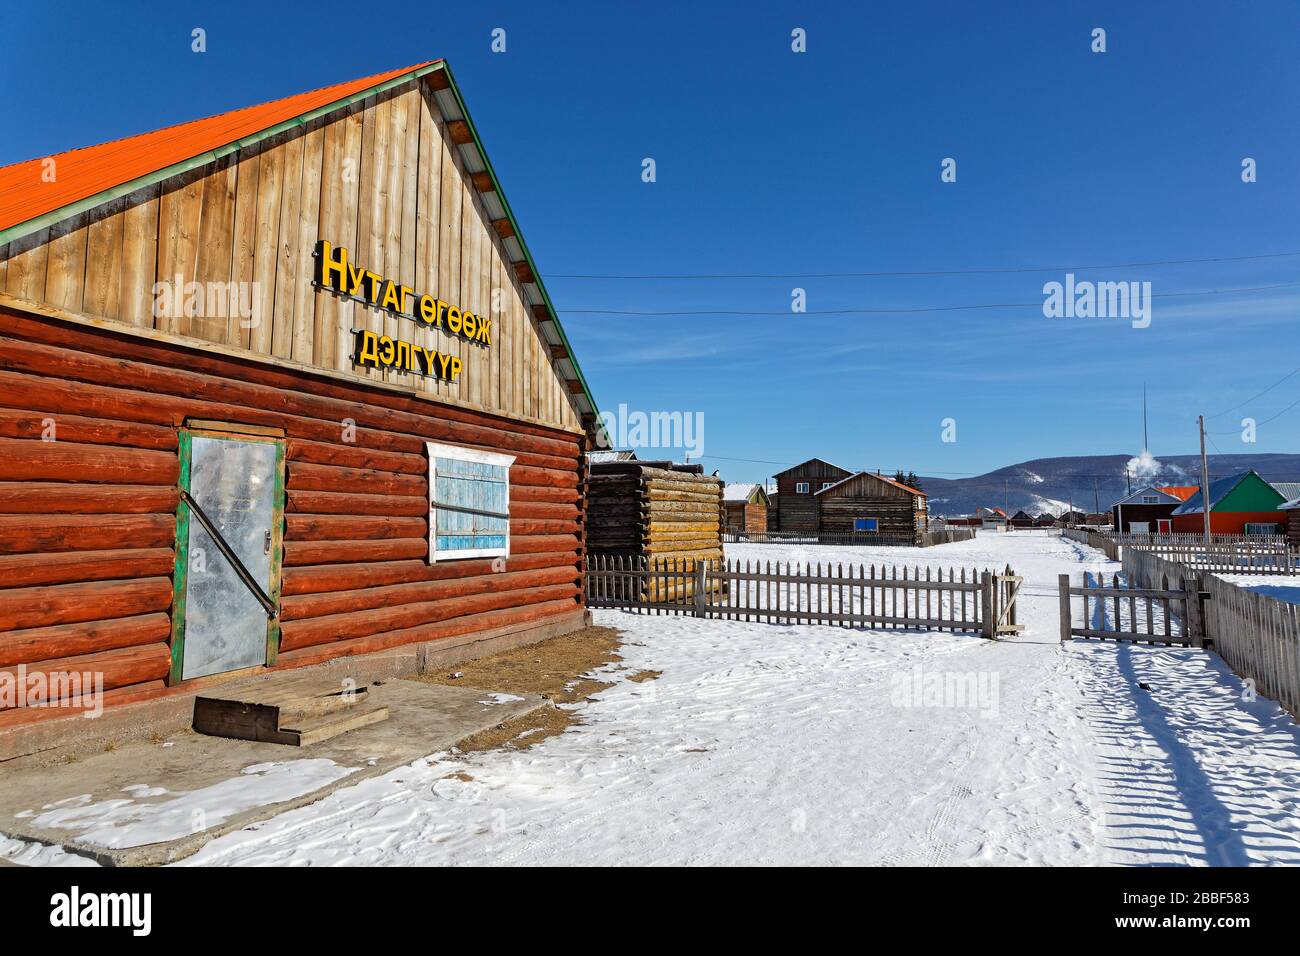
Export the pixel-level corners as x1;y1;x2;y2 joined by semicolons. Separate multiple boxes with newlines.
42;212;89;312
397;89;420;387
119;185;160;328
155;170;205;335
228;149;261;347
82;198;126;318
438;128;463;400
249;134;285;353
190;155;237;344
291;122;325;364
270;130;306;359
413;88;442;399
0;85;588;433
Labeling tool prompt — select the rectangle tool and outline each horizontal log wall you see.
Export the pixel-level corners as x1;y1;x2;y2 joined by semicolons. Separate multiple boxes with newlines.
0;310;584;720
819;497;924;541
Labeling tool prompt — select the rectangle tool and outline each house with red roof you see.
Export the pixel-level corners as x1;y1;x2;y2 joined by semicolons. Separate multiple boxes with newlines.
0;60;599;748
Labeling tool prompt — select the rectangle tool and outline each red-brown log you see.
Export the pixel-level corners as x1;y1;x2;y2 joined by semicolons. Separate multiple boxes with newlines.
280;566;579;622
0;643;171;708
280;551;579;595
0;366;578;472
274;600;581;668
284;514;427;542
0;482;178;515
0;437;178;485
0;679;168;729
286;437;425;475
285;489;427;517
0;330;581;456
0;514;175;555
286;462;427;497
0;577;173;631
0;407;176;450
511;534;581;555
0;612;172;667
278;583;579;651
0;548;175;589
282;538;427;566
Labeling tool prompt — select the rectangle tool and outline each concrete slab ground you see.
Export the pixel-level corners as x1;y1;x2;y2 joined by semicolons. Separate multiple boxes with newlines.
0;678;546;866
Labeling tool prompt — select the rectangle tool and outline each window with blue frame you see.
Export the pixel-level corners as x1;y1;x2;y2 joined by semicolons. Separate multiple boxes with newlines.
854;517;879;532
426;442;516;562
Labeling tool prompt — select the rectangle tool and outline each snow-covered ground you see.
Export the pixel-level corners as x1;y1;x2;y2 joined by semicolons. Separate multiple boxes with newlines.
11;531;1300;866
1219;574;1300;605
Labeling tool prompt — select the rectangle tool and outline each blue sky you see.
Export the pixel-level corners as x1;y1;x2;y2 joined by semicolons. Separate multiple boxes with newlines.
4;1;1298;484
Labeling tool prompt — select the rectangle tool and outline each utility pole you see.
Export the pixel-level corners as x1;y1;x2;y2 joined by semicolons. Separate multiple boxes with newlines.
1198;415;1211;544
1093;478;1100;515
1124;465;1131;496
1143;382;1149;451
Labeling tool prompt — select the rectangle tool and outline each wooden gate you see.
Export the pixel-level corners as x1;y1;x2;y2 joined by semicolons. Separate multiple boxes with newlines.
1058;570;1202;646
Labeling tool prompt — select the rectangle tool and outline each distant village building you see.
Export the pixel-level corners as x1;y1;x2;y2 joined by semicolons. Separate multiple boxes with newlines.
1110;484;1197;534
1009;510;1036;529
772;458;853;534
1034;512;1058;528
1170;471;1286;535
722;483;769;533
814;472;928;544
975;507;1009;529
1278;496;1300;545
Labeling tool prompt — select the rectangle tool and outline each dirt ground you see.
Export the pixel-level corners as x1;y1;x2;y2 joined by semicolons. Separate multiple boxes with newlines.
409;626;654;753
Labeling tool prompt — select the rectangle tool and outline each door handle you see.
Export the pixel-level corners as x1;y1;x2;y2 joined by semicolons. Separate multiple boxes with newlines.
264;529;272;554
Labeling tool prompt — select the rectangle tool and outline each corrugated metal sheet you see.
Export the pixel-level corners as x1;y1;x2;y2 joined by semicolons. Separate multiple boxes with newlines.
0;61;440;233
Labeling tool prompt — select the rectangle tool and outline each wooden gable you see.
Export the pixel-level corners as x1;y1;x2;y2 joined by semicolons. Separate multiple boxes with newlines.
0;72;585;433
819;472;920;500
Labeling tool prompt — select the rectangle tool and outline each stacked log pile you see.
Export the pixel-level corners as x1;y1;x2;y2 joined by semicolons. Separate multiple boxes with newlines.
586;461;723;600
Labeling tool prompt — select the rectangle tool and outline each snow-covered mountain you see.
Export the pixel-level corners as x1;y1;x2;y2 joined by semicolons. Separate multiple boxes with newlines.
919;452;1300;517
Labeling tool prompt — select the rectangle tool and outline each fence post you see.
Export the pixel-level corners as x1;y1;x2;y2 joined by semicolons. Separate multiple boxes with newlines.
981;571;995;639
693;561;707;618
1187;572;1207;648
1058;573;1072;641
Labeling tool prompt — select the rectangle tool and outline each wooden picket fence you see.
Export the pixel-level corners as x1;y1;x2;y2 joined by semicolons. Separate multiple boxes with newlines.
1122;538;1295;575
1057;546;1300;719
1058;568;1200;646
585;555;1022;637
719;528;976;547
1203;574;1300;719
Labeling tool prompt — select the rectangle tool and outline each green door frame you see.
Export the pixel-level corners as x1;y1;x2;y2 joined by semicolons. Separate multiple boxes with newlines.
168;426;287;685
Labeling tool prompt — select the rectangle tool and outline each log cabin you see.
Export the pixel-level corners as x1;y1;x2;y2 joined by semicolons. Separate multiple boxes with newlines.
815;471;928;544
0;60;600;743
721;483;768;534
772;458;852;534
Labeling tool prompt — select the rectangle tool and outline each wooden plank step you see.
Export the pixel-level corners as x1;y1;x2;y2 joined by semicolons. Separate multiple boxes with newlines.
193;674;384;745
277;703;390;747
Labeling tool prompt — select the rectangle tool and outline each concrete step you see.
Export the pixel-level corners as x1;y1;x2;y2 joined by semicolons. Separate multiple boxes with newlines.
193;674;388;746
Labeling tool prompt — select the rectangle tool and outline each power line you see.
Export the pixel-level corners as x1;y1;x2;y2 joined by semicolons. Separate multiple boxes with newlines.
548;250;1300;281
1206;363;1300;420
559;281;1300;316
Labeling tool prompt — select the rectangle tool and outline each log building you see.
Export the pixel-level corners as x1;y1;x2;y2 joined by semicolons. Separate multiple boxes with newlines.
772;458;852;534
0;60;599;742
815;471;928;544
721;483;768;533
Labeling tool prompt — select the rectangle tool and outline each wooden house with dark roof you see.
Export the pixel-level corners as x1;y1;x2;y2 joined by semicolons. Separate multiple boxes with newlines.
814;471;928;544
771;458;852;534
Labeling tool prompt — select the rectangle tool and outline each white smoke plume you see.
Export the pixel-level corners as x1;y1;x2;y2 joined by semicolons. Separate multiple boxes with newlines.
1126;449;1186;484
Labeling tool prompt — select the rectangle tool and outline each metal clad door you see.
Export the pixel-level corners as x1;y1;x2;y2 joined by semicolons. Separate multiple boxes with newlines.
180;435;279;680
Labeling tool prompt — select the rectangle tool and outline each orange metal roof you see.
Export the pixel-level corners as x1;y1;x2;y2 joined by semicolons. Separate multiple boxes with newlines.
0;60;440;235
1158;485;1199;501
